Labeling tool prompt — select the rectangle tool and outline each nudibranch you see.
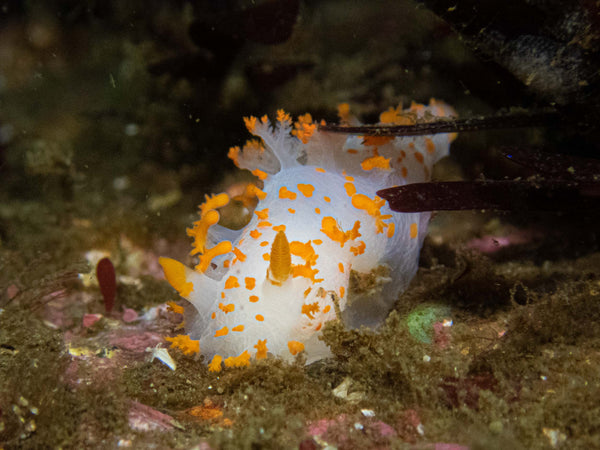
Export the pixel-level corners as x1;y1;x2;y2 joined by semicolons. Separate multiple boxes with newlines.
159;100;457;371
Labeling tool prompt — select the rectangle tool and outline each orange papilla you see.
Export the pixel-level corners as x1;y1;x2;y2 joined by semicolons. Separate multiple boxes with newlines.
196;241;233;273
165;335;200;356
199;193;230;217
208;355;223;372
188;209;220;256
254;339;268;359
224;350;251;368
292;113;317;144
276;109;292;123
159;257;193;297
287;341;305;356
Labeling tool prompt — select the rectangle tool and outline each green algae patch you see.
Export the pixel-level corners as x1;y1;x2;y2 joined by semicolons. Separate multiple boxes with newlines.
405;304;451;344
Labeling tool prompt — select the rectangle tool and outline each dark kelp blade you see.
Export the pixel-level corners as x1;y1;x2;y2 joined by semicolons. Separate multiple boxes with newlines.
377;180;600;212
319;111;559;137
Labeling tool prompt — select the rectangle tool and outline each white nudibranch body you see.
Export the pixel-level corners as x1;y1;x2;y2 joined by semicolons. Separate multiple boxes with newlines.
159;101;457;371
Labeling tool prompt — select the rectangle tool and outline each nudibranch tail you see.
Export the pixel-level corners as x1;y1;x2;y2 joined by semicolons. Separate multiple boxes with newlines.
160;100;457;369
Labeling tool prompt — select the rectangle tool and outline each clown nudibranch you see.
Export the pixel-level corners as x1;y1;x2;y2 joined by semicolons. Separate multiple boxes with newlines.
159;100;457;371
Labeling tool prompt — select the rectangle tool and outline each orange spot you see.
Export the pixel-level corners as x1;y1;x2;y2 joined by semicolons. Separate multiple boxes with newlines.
425;138;436;154
297;183;315;198
165;335;200;356
361;152;391;171
288;341;305;356
387;223;396;238
254;208;269;220
208;355;223;372
289;240;318;266
211;312;216;319
218;303;235;313
338;262;344;273
401;166;408;178
292;264;324;284
313;239;323;245
224;276;240;289
273;224;286;232
254;339;268;359
315;323;322;331
232;325;244;332
324;196;331;203
302;302;320;319
288;208;296;214
304;287;312;297
249;295;259;303
232;247;246;263
258;221;272;228
414;151;424;164
255;314;264;321
224;350;251;368
315;207;321;214
345;175;355;182
196;241;233;273
315;167;326;173
323;305;331;313
279;186;297;200
350;241;366;256
250;229;262;239
252;168;268;180
263;253;270;261
344;182;356;197
223;259;231;268
214;326;229;337
339;286;345;298
320;217;361;247
220;292;226;299
347;149;359;154
260;241;269;247
245;277;256;290
410;222;418;239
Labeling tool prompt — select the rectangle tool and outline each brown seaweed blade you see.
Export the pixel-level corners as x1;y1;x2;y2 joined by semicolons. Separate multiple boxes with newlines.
319;111;558;136
377;180;600;212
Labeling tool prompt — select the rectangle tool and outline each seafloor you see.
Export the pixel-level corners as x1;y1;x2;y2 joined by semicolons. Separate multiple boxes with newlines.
1;1;598;449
